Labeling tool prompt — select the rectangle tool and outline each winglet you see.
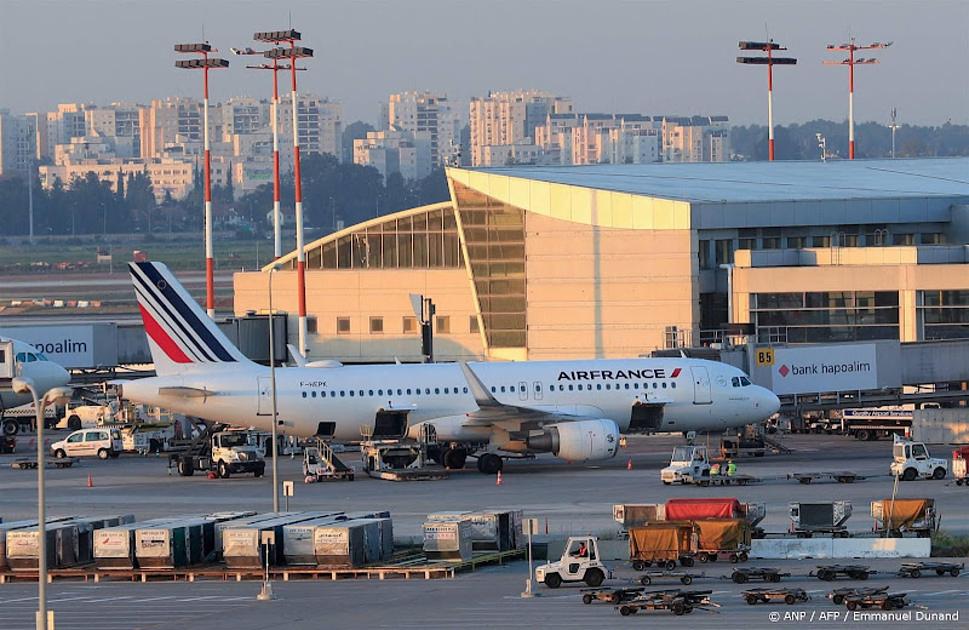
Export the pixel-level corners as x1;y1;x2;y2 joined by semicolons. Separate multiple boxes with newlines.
459;362;499;407
287;344;307;367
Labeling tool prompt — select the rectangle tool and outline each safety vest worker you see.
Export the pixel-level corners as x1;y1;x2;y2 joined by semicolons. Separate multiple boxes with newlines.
726;460;737;476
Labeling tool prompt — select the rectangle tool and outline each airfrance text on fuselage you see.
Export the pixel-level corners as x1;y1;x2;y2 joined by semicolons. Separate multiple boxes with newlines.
557;368;681;381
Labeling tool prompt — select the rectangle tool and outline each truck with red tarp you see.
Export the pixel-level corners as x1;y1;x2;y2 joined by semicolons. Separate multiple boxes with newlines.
666;498;740;521
614;498;766;538
627;521;698;571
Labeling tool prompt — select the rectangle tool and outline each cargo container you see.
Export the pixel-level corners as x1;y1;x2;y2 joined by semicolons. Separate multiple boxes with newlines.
613;501;765;532
870;498;938;537
426;510;521;551
423;520;473;561
788;501;852;537
282;516;351;565
693;519;751;562
627;521;698;570
222;512;338;569
6;515;134;570
0;517;75;570
96;517;183;569
134;518;216;568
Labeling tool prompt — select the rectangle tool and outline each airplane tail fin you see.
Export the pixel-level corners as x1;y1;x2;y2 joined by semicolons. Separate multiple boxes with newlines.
129;261;253;376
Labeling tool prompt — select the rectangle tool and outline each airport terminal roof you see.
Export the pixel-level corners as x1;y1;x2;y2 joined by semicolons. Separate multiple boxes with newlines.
468;157;969;204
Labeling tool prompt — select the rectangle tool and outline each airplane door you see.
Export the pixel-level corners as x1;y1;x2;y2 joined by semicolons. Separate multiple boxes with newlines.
257;376;273;416
690;367;712;405
533;381;543;401
518;381;528;401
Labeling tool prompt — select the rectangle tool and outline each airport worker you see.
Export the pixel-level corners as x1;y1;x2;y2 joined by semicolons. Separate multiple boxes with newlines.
726;459;737;477
710;462;721;476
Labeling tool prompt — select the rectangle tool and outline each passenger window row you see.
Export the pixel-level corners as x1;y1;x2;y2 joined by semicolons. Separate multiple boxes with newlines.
489;382;676;394
301;386;471;399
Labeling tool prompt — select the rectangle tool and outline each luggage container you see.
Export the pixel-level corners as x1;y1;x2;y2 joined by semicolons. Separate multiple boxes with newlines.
627;522;698;571
96;517;183;569
135;518;216;569
789;502;852;538
613;504;665;529
7;520;94;570
0;517;75;570
870;498;937;537
312;522;368;566
282;516;351;565
693;519;751;563
222;512;337;569
427;510;520;551
423;519;473;561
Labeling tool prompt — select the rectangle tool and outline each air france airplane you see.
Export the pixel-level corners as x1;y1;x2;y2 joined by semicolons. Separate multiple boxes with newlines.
118;261;780;473
0;338;72;434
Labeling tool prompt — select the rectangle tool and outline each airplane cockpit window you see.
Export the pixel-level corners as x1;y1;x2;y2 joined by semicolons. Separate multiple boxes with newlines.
731;377;740;387
740;377;752;386
35;352;47;360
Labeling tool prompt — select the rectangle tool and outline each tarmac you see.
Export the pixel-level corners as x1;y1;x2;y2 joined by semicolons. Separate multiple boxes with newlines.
0;432;967;629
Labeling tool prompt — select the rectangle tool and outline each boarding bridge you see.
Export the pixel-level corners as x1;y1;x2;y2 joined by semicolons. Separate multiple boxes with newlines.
739;339;969;414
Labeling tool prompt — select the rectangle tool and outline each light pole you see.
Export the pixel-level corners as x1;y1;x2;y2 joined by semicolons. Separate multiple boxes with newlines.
889;107;900;159
824;38;892;159
175;42;230;318
737;40;797;161
232;42;304;260
264;32;313;357
267;267;280;512
11;377;72;630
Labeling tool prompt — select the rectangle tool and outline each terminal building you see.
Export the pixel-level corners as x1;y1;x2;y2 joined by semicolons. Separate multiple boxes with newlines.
233;158;969;363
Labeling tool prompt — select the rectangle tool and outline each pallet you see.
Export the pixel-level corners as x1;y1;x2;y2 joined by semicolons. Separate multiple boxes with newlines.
897;561;963;578
365;469;449;481
699;475;760;486
788;471;865;484
0;549;524;584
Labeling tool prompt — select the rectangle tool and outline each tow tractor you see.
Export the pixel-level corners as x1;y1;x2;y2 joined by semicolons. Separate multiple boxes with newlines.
535;536;609;589
890;436;947;481
167;422;266;478
660;445;710;485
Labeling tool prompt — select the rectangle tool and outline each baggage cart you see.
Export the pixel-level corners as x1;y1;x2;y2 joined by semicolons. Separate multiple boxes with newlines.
580;586;644;605
616;589;715;617
638;570;703;586
788;471;865;484
844;591;908;611
730;567;790;584
812;564;876;581
896;561;962;578
827;586;888;606
742;587;810;605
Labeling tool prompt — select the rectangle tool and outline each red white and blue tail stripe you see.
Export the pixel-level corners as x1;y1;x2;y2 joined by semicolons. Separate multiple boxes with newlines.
130;261;250;374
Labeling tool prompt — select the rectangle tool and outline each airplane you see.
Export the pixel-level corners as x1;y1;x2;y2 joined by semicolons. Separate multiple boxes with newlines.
0;337;72;435
117;261;780;473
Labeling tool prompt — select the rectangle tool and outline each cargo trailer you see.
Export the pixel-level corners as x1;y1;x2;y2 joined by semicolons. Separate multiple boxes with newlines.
870;498;937;537
627;522;698;571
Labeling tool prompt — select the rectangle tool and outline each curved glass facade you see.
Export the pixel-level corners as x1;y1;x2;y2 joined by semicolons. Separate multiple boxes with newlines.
289;206;463;270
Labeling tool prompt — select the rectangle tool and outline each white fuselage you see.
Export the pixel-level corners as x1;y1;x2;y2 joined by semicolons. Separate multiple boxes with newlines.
0;339;72;412
121;357;779;445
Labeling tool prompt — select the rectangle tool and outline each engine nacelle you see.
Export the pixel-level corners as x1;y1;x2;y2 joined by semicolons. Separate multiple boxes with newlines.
526;419;620;463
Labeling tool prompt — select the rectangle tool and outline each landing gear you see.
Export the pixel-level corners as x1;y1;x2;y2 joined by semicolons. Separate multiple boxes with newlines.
477;453;503;474
441;447;467;470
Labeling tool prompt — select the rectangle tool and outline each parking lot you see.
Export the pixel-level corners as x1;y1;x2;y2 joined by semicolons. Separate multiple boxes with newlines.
1;432;967;629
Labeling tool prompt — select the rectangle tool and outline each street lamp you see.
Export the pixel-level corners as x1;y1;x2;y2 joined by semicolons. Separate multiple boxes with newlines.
231;43;305;261
824;38;893;159
11;377;72;630
737;40;797;161
266;267;280;512
175;42;230;318
262;31;314;357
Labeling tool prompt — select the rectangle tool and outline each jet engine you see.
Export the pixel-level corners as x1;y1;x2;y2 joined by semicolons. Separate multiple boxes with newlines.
526;419;620;463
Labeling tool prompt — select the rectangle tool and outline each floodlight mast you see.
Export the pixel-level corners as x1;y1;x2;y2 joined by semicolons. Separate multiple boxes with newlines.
737;40;797;161
175;43;229;318
261;31;313;356
824;38;892;159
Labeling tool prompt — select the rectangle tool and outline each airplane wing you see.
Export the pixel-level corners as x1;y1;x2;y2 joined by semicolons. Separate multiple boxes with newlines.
458;363;586;428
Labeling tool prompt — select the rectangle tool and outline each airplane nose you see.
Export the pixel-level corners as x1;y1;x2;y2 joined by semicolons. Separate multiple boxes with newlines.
761;387;781;416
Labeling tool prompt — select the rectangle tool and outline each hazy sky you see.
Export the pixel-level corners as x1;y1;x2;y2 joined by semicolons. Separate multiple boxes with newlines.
2;0;967;126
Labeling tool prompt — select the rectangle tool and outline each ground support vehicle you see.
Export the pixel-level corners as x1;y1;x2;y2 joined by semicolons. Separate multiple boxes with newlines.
844;591;909;611
616;589;715;617
10;457;76;469
742;587;810;605
50;428;123;460
828;586;888;606
660;445;710;485
302;442;355;482
535;536;608;589
842;409;911;441
870;498;938;537
890;437;947;481
789;501;852;538
1;403;57;435
788;471;865;484
628;522;698;571
952;446;969;486
361;439;447;481
121;423;175;455
896;561;962;578
730;567;789;584
167;423;265;478
812;564;876;581
638;571;703;586
581;586;644;605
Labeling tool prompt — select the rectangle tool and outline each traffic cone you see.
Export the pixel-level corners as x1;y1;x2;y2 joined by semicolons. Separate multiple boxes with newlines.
496;470;503;486
86;473;93;488
627;457;633;471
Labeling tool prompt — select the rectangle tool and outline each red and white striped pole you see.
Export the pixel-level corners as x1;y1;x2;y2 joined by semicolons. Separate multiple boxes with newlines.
202;53;215;318
848;44;855;160
767;44;774;161
289;41;307;356
271;59;282;259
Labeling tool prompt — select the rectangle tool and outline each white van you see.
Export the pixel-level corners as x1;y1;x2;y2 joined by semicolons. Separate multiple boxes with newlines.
51;429;123;460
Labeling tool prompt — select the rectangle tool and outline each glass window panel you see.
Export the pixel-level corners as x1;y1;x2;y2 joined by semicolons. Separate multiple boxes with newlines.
428;232;443;267
322;241;337;268
306;245;322;268
398;233;413;267
444;233;460;267
413;232;428;267
382;232;397;268
427;209;444;230
336;236;352;269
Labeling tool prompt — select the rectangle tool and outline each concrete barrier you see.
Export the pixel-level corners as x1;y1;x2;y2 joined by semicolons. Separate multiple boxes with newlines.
752;538;931;559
